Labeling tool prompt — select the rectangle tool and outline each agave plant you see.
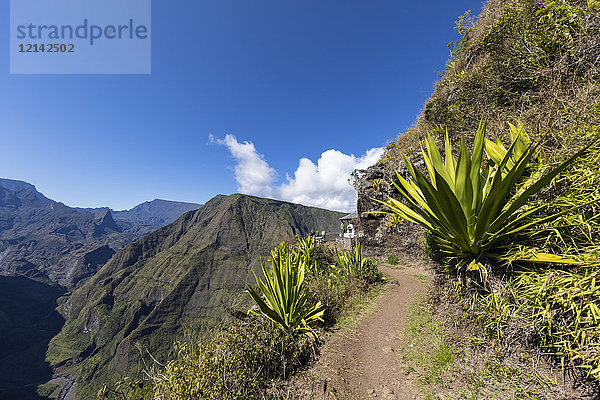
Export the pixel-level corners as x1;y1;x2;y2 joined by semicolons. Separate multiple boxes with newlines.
385;214;405;232
371;178;383;190
336;243;367;275
296;235;317;274
335;243;381;283
485;122;531;172
378;120;596;265
247;246;324;337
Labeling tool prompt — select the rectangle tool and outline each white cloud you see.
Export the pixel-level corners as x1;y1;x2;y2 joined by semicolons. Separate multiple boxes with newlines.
212;134;383;213
278;148;383;212
211;134;276;197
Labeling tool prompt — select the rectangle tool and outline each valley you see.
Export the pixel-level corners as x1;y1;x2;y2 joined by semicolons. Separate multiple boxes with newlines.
0;181;343;399
0;179;201;398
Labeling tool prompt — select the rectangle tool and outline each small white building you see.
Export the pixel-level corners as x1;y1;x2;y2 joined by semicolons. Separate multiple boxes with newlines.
339;212;358;249
340;212;358;238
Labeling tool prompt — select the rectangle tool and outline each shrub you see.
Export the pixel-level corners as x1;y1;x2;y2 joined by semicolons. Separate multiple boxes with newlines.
247;245;324;337
307;273;369;326
335;243;383;284
467;265;600;380
513;267;600;378
151;317;314;400
378;120;595;270
386;254;400;265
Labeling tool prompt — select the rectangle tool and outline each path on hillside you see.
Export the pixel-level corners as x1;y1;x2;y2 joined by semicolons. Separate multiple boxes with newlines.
292;261;429;399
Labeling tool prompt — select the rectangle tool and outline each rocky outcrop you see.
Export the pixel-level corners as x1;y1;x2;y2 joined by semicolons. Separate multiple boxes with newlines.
356;159;424;258
0;178;52;203
0;181;135;287
113;199;202;225
77;199;203;238
92;210;122;237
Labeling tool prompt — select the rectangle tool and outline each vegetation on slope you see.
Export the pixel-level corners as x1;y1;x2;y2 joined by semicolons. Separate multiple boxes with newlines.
399;279;594;399
98;237;382;399
371;0;600;387
47;194;344;399
380;120;594;266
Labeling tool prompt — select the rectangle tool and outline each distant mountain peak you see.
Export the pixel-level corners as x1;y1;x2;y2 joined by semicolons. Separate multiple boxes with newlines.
112;198;202;227
0;178;53;203
93;209;122;236
0;179;199;289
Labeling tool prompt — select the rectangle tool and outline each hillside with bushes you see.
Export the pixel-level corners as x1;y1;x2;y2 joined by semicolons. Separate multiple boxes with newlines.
97;238;382;400
46;194;343;399
356;0;600;392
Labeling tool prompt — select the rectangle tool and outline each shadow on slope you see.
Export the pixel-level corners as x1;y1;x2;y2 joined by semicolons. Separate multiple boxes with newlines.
0;276;66;399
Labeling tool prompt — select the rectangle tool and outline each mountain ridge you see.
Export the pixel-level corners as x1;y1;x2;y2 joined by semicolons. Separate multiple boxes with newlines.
0;178;52;203
0;179;203;288
47;193;344;399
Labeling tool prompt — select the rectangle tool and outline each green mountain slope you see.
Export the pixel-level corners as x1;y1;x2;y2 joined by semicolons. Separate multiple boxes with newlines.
47;194;343;399
358;0;599;255
355;0;600;390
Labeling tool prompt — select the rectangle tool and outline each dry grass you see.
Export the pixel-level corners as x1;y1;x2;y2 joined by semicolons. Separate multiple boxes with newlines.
381;0;600;165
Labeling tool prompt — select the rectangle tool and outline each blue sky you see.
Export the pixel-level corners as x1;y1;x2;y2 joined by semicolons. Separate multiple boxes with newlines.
0;0;483;212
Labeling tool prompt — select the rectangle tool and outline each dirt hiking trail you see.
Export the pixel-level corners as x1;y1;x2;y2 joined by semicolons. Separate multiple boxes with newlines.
292;261;430;399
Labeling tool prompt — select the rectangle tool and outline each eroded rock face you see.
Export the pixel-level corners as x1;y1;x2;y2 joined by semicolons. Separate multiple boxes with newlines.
355;160;423;258
0;183;135;287
357;163;391;218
